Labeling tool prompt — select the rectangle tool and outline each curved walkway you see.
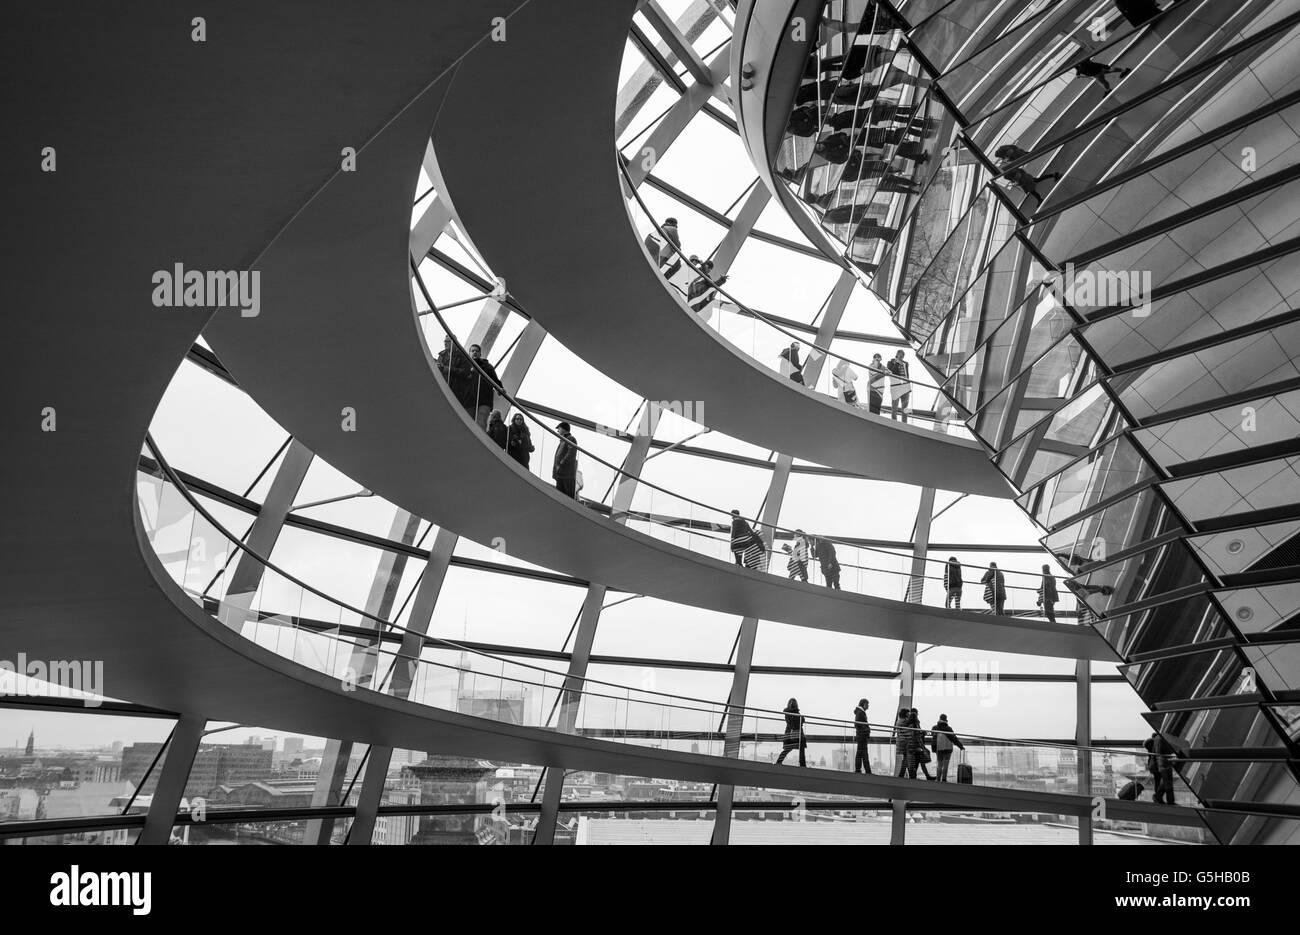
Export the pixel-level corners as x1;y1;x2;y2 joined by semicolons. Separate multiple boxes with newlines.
198;40;1108;659
428;0;1012;498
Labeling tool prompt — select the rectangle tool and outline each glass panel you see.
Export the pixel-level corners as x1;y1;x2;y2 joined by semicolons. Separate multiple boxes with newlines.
1163;454;1300;525
1120;648;1249;706
1068;540;1206;616
1145;703;1289;753
1018;434;1154;529
1093;595;1231;659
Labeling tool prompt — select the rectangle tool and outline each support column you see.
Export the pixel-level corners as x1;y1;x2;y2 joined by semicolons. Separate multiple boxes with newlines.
346;744;394;846
138;715;204;845
331;301;538;844
304;507;421;844
1076;658;1093;845
534;402;662;844
891;485;936;845
712;273;854;845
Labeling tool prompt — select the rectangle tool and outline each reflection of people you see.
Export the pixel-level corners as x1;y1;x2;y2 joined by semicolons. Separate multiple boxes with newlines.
1074;57;1129;94
1144;732;1176;804
994;144;1059;209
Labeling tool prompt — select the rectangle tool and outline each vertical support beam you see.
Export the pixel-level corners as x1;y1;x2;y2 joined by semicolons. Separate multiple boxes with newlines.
304;507;421;844
713;273;854;845
138;715;204;845
1076;658;1093;845
340;304;540;845
535;403;663;844
890;642;918;845
891;485;936;845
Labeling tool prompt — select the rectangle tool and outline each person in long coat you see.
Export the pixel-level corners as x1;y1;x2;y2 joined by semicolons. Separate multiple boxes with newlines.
943;556;963;609
775;698;807;767
981;562;1007;615
894;707;917;778
729;510;762;568
1037;564;1059;621
506;413;534;469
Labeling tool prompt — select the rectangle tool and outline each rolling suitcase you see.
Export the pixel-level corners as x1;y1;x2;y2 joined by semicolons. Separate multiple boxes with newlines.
956;752;973;785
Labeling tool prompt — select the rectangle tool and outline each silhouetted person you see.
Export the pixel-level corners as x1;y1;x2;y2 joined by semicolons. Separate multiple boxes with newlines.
1074;57;1129;94
776;698;807;766
729;510;763;569
894;707;917;779
981;562;1007;615
552;421;578;499
468;343;503;431
1117;779;1145;801
435;335;475;416
1037;564;1059;622
506;413;534;469
831;358;860;406
853;698;872;773
1116;0;1163;28
887;350;911;422
645;217;680;269
1144;731;1176;804
866;353;888;414
930;713;965;782
486;410;507;450
815;536;841;589
994;143;1059;209
783;530;810;582
943;556;963;609
786;102;820;138
779;342;806;384
687;259;727;313
909;708;934;779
